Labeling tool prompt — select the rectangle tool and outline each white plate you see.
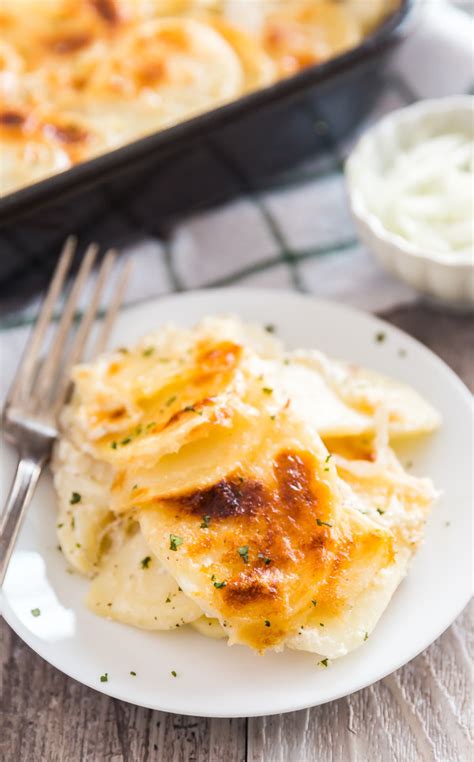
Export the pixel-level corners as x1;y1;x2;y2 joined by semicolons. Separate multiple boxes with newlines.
1;289;472;718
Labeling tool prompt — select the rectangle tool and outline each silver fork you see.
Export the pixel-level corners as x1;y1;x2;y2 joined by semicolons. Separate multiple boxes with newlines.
0;237;130;586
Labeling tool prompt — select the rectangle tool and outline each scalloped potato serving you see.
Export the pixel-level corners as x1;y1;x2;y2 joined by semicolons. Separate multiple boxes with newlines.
0;0;399;195
52;316;440;658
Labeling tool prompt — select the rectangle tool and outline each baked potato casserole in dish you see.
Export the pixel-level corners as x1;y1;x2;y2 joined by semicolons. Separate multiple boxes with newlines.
0;0;401;196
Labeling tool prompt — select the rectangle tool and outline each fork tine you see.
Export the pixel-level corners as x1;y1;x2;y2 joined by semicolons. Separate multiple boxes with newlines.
53;248;118;411
93;258;132;356
33;242;99;405
6;236;76;408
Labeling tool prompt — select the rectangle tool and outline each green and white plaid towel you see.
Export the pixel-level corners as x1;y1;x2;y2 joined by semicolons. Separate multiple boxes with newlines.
0;0;472;401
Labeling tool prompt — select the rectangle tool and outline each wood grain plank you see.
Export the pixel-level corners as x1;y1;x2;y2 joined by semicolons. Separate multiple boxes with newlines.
0;619;246;762
248;602;472;762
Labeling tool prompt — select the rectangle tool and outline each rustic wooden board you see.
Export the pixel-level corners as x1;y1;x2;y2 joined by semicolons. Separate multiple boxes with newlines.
1;303;473;762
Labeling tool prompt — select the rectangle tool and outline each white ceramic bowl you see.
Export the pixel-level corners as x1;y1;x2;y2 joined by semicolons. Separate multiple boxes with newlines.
346;96;474;312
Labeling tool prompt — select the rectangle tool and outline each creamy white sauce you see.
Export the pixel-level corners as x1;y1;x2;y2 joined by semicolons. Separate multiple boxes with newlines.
372;133;473;257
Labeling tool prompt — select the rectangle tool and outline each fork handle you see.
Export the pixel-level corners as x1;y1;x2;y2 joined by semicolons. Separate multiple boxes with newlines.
0;456;45;587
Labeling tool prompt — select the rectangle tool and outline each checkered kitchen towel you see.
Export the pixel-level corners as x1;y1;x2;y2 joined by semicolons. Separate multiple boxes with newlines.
0;0;472;399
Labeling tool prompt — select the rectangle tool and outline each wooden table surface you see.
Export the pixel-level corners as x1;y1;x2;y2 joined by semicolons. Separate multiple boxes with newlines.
1;303;473;762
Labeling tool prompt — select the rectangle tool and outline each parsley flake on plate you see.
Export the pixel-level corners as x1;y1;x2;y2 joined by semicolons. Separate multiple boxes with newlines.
141;556;152;569
31;608;41;617
70;492;81;505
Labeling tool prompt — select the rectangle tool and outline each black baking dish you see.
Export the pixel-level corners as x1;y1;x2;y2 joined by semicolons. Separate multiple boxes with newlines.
0;0;416;286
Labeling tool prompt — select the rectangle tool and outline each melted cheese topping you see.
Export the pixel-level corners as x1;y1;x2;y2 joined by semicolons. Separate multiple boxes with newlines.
138;411;395;652
52;317;439;656
0;0;398;195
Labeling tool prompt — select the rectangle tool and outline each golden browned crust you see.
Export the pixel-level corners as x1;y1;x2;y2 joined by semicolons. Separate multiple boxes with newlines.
140;445;394;651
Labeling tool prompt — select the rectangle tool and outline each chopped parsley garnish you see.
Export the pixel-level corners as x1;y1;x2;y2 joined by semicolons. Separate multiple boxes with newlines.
131;484;139;491
270;415;276;421
238;545;249;564
76;543;81;548
258;553;271;565
57;522;64;529
141;556;152;569
319;622;325;627
171;670;177;677
262;387;273;395
316;519;333;528
31;608;41;617
319;658;329;668
146;421;156;430
200;515;211;529
325;454;332;463
375;331;386;343
121;437;131;446
264;620;271;627
213;580;227;589
376;508;385;515
142;347;154;356
364;632;369;641
100;673;108;683
110;441;118;449
165;596;171;603
70;492;81;505
130;671;137;676
169;534;183;551
311;600;317;607
165;395;177;407
265;324;276;333
70;516;75;530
